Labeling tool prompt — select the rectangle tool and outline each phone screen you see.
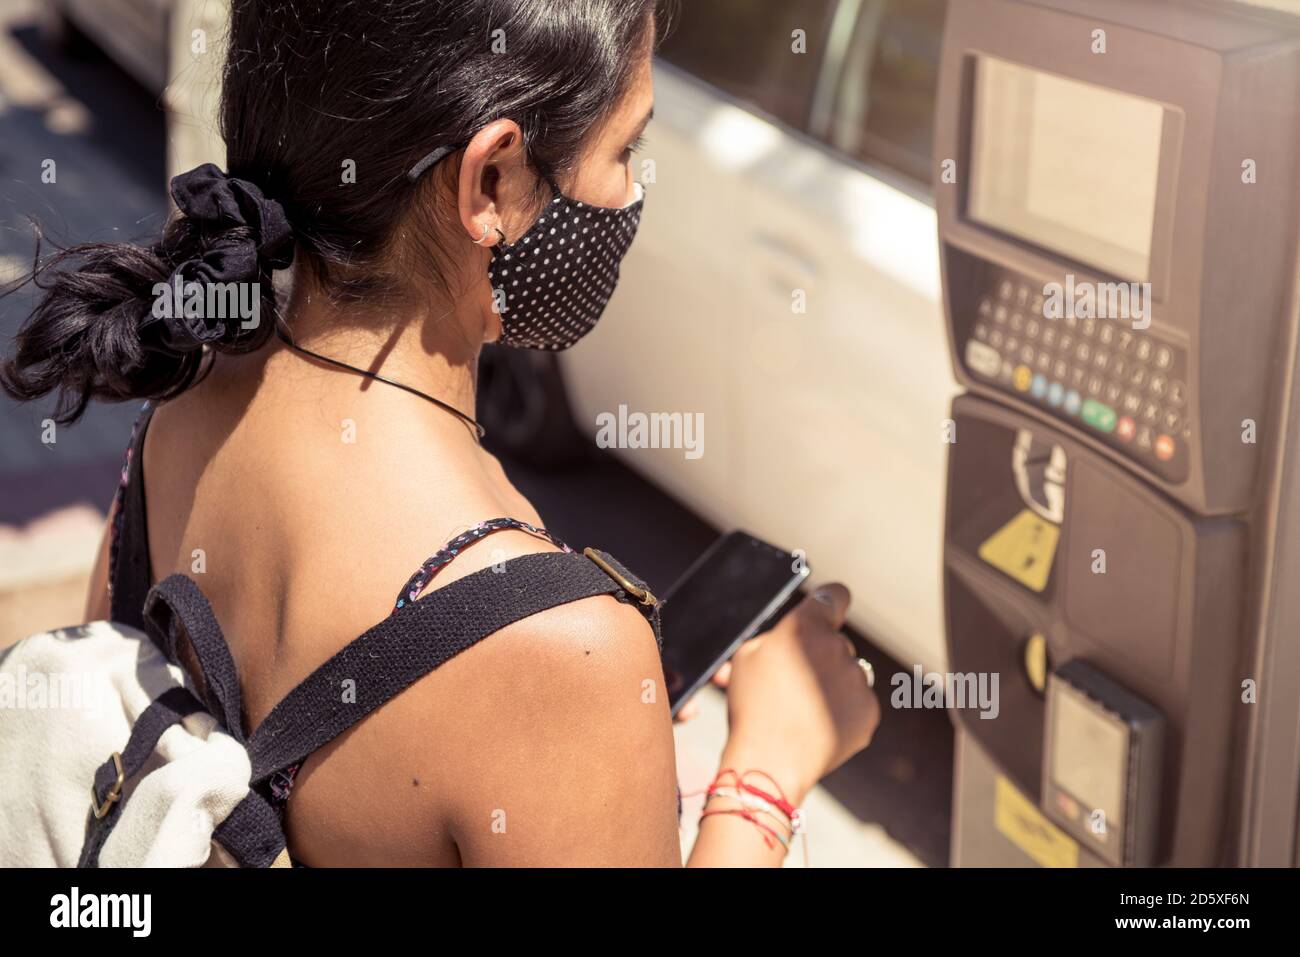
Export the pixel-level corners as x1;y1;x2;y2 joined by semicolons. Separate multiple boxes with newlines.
661;531;808;715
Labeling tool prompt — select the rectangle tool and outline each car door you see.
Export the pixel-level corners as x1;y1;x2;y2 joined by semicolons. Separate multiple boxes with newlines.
559;0;846;524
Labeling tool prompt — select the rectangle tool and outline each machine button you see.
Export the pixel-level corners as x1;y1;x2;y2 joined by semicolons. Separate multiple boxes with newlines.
1117;331;1135;353
998;278;1015;300
1093;349;1110;372
1053;359;1070;381
1077;342;1092;362
1098;323;1116;346
1016;284;1030;308
1169;380;1187;406
1163;409;1182;432
1021;344;1036;365
994;304;1009;324
1010;312;1025;333
1082;399;1118;433
1031;374;1049;399
1047;381;1065;407
1155;345;1174;369
1042;327;1058;349
1070;366;1087;388
1129;365;1147;388
1025;318;1041;339
1135;425;1153;450
1155;434;1176;461
978;297;993;318
1149;373;1168;398
1059;334;1075;354
1111;356;1128;379
1122;391;1142;414
1135;337;1154;362
1087;374;1105;396
1006;336;1021;354
1105;381;1124;405
1081;317;1097;338
990;328;1005;349
1142;400;1161;423
1036;351;1053;372
1064;390;1082;416
1117;416;1137;442
1013;365;1034;392
965;339;1002;378
1031;293;1046;316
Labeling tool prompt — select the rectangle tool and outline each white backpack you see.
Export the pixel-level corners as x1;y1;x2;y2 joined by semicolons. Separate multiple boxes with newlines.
0;619;279;867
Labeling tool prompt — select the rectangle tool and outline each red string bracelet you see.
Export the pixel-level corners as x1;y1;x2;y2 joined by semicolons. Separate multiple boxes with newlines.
688;767;809;866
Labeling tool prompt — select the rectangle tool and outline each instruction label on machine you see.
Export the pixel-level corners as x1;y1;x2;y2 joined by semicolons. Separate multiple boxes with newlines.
978;508;1061;592
994;776;1079;868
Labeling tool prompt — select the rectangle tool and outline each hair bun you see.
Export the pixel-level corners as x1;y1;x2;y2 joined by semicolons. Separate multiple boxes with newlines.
140;164;296;353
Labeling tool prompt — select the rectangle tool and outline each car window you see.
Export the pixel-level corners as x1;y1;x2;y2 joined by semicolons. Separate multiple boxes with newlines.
827;0;948;186
658;0;841;131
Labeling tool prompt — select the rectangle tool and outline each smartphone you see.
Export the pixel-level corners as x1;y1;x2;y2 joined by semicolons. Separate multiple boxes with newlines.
661;530;810;717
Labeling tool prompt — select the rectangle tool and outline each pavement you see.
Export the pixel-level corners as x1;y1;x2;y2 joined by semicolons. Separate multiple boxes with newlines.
0;0;952;866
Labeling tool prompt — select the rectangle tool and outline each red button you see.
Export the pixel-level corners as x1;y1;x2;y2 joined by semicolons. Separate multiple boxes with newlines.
1116;416;1136;442
1155;434;1176;461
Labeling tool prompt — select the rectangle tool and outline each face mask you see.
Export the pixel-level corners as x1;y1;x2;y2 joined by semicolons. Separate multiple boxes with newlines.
487;177;644;350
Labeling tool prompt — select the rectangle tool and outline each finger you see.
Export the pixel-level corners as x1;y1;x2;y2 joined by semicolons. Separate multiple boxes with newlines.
675;698;700;723
798;582;851;631
711;661;732;686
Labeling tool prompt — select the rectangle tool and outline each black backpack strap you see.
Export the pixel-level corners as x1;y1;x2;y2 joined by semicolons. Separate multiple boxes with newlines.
143;575;249;744
78;686;206;867
245;548;662;786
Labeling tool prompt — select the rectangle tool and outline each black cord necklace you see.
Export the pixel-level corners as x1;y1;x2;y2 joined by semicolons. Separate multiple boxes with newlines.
273;320;486;440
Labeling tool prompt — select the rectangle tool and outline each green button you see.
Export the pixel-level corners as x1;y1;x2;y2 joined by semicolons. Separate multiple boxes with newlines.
1082;399;1117;433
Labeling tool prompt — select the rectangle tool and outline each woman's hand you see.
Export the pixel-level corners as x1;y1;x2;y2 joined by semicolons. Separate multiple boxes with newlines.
717;583;880;802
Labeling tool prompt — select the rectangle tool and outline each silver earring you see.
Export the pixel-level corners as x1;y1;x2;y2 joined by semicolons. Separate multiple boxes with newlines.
472;223;492;246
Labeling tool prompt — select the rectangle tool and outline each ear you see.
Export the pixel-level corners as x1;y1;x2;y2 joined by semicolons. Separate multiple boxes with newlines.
457;119;533;247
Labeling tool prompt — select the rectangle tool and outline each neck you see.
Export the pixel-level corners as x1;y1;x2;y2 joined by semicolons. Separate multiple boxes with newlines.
271;273;484;438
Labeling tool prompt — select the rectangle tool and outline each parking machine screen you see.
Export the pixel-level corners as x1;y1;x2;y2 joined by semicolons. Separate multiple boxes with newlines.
968;55;1166;284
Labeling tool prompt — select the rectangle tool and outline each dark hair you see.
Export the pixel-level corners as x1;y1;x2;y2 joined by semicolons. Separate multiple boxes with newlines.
2;0;663;423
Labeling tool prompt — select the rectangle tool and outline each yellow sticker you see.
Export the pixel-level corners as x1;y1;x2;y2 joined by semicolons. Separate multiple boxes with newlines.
978;508;1060;592
994;775;1079;868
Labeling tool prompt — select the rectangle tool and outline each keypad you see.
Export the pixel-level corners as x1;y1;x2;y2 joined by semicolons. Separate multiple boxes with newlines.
963;269;1190;482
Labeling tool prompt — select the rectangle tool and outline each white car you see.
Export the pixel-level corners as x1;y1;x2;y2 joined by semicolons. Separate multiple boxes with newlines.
484;0;957;673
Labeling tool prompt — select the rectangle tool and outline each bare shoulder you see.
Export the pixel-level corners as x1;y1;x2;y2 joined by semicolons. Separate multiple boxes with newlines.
372;561;677;864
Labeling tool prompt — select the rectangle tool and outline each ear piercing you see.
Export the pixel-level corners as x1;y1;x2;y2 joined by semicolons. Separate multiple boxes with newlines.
473;224;509;246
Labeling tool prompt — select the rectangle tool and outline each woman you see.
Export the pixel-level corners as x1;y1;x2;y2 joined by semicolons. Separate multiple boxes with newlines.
2;0;878;866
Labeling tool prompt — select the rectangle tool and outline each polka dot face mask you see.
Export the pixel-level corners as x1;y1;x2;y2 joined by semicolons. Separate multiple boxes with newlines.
487;179;645;350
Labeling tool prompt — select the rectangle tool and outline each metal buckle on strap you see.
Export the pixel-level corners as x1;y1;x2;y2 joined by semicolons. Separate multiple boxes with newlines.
583;547;658;607
91;752;125;820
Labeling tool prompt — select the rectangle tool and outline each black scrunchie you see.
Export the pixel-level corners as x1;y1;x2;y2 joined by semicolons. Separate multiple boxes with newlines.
146;164;296;352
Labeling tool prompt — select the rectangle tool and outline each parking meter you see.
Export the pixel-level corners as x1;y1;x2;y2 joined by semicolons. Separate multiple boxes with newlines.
934;0;1300;866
